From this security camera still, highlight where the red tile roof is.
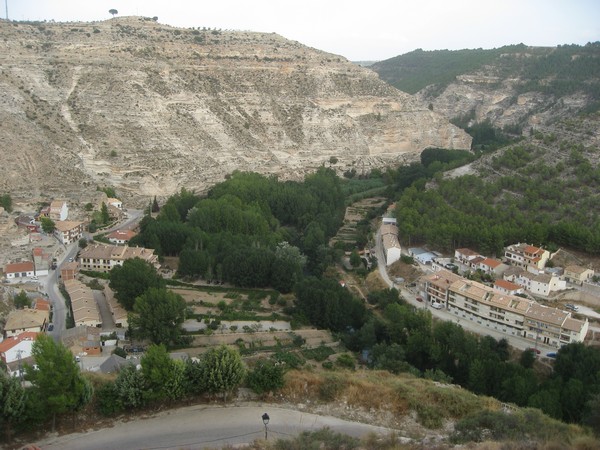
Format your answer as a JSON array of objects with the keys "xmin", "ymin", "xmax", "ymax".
[
  {"xmin": 0, "ymin": 332, "xmax": 39, "ymax": 353},
  {"xmin": 481, "ymin": 258, "xmax": 502, "ymax": 268},
  {"xmin": 4, "ymin": 261, "xmax": 35, "ymax": 273},
  {"xmin": 494, "ymin": 279, "xmax": 521, "ymax": 291}
]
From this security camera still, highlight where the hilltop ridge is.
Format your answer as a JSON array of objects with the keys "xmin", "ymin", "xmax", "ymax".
[{"xmin": 0, "ymin": 17, "xmax": 470, "ymax": 206}]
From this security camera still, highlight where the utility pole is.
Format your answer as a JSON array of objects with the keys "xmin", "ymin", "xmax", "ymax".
[{"xmin": 5, "ymin": 0, "xmax": 8, "ymax": 20}]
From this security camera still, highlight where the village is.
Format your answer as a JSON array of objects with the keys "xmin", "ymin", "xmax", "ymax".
[
  {"xmin": 379, "ymin": 208, "xmax": 599, "ymax": 352},
  {"xmin": 2, "ymin": 195, "xmax": 600, "ymax": 379},
  {"xmin": 0, "ymin": 193, "xmax": 157, "ymax": 377}
]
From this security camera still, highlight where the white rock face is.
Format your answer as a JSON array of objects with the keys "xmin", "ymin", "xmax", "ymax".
[{"xmin": 0, "ymin": 18, "xmax": 471, "ymax": 205}]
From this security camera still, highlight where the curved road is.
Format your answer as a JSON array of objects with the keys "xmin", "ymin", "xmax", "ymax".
[{"xmin": 34, "ymin": 405, "xmax": 402, "ymax": 449}]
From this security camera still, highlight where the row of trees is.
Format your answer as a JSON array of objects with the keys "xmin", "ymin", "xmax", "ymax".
[{"xmin": 1, "ymin": 336, "xmax": 278, "ymax": 440}]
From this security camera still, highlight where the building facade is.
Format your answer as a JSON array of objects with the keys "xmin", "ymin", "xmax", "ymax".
[
  {"xmin": 53, "ymin": 221, "xmax": 85, "ymax": 245},
  {"xmin": 423, "ymin": 269, "xmax": 588, "ymax": 348},
  {"xmin": 381, "ymin": 224, "xmax": 401, "ymax": 266},
  {"xmin": 78, "ymin": 243, "xmax": 160, "ymax": 273},
  {"xmin": 504, "ymin": 243, "xmax": 550, "ymax": 273}
]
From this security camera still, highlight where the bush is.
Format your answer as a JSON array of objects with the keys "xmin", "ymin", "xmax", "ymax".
[
  {"xmin": 274, "ymin": 427, "xmax": 360, "ymax": 450},
  {"xmin": 318, "ymin": 374, "xmax": 345, "ymax": 401},
  {"xmin": 301, "ymin": 345, "xmax": 335, "ymax": 362},
  {"xmin": 246, "ymin": 359, "xmax": 285, "ymax": 394},
  {"xmin": 336, "ymin": 353, "xmax": 356, "ymax": 370},
  {"xmin": 95, "ymin": 381, "xmax": 124, "ymax": 416},
  {"xmin": 273, "ymin": 351, "xmax": 304, "ymax": 369}
]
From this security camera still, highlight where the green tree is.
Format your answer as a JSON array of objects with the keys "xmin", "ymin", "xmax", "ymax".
[
  {"xmin": 271, "ymin": 242, "xmax": 306, "ymax": 293},
  {"xmin": 0, "ymin": 372, "xmax": 25, "ymax": 440},
  {"xmin": 40, "ymin": 217, "xmax": 55, "ymax": 234},
  {"xmin": 130, "ymin": 288, "xmax": 186, "ymax": 345},
  {"xmin": 246, "ymin": 359, "xmax": 285, "ymax": 395},
  {"xmin": 157, "ymin": 202, "xmax": 181, "ymax": 223},
  {"xmin": 109, "ymin": 8, "xmax": 118, "ymax": 17},
  {"xmin": 100, "ymin": 202, "xmax": 110, "ymax": 225},
  {"xmin": 78, "ymin": 238, "xmax": 88, "ymax": 249},
  {"xmin": 349, "ymin": 249, "xmax": 363, "ymax": 268},
  {"xmin": 583, "ymin": 393, "xmax": 600, "ymax": 436},
  {"xmin": 114, "ymin": 365, "xmax": 147, "ymax": 409},
  {"xmin": 99, "ymin": 186, "xmax": 117, "ymax": 198},
  {"xmin": 141, "ymin": 344, "xmax": 186, "ymax": 402},
  {"xmin": 199, "ymin": 345, "xmax": 245, "ymax": 401},
  {"xmin": 0, "ymin": 194, "xmax": 12, "ymax": 213},
  {"xmin": 25, "ymin": 335, "xmax": 93, "ymax": 431},
  {"xmin": 13, "ymin": 290, "xmax": 30, "ymax": 309},
  {"xmin": 109, "ymin": 257, "xmax": 165, "ymax": 310}
]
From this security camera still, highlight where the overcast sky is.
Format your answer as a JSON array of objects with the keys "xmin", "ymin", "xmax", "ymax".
[{"xmin": 5, "ymin": 0, "xmax": 600, "ymax": 61}]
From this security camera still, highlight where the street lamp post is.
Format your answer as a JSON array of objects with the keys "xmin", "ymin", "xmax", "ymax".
[{"xmin": 262, "ymin": 413, "xmax": 270, "ymax": 440}]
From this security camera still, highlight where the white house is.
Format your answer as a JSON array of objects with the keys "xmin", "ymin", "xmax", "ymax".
[
  {"xmin": 512, "ymin": 271, "xmax": 566, "ymax": 297},
  {"xmin": 3, "ymin": 261, "xmax": 35, "ymax": 280},
  {"xmin": 478, "ymin": 258, "xmax": 508, "ymax": 276},
  {"xmin": 454, "ymin": 248, "xmax": 481, "ymax": 265},
  {"xmin": 494, "ymin": 279, "xmax": 524, "ymax": 296},
  {"xmin": 0, "ymin": 332, "xmax": 38, "ymax": 364},
  {"xmin": 106, "ymin": 198, "xmax": 123, "ymax": 209},
  {"xmin": 107, "ymin": 229, "xmax": 137, "ymax": 245},
  {"xmin": 381, "ymin": 224, "xmax": 401, "ymax": 266},
  {"xmin": 49, "ymin": 200, "xmax": 69, "ymax": 221},
  {"xmin": 504, "ymin": 243, "xmax": 550, "ymax": 273}
]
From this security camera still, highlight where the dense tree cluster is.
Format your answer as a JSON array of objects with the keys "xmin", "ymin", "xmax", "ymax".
[
  {"xmin": 393, "ymin": 142, "xmax": 600, "ymax": 255},
  {"xmin": 132, "ymin": 168, "xmax": 345, "ymax": 289}
]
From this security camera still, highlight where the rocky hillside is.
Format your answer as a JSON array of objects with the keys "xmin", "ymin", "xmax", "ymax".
[
  {"xmin": 371, "ymin": 44, "xmax": 600, "ymax": 133},
  {"xmin": 0, "ymin": 17, "xmax": 470, "ymax": 206}
]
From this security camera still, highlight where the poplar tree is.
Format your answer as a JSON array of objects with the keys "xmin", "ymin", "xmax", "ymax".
[{"xmin": 25, "ymin": 335, "xmax": 92, "ymax": 432}]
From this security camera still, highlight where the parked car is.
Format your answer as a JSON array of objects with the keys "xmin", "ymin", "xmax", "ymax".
[
  {"xmin": 47, "ymin": 323, "xmax": 54, "ymax": 332},
  {"xmin": 565, "ymin": 303, "xmax": 579, "ymax": 312},
  {"xmin": 432, "ymin": 302, "xmax": 443, "ymax": 310},
  {"xmin": 526, "ymin": 347, "xmax": 541, "ymax": 355},
  {"xmin": 416, "ymin": 296, "xmax": 424, "ymax": 302},
  {"xmin": 546, "ymin": 352, "xmax": 558, "ymax": 359}
]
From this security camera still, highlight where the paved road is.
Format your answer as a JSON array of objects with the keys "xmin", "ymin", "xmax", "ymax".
[
  {"xmin": 34, "ymin": 405, "xmax": 402, "ymax": 449},
  {"xmin": 44, "ymin": 242, "xmax": 78, "ymax": 337}
]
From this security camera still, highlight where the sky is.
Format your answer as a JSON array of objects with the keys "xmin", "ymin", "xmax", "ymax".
[{"xmin": 5, "ymin": 0, "xmax": 600, "ymax": 61}]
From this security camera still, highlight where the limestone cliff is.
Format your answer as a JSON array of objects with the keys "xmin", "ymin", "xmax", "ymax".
[{"xmin": 0, "ymin": 17, "xmax": 470, "ymax": 205}]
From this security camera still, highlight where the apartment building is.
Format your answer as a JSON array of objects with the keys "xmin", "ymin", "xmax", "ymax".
[
  {"xmin": 78, "ymin": 243, "xmax": 160, "ymax": 273},
  {"xmin": 423, "ymin": 269, "xmax": 588, "ymax": 348},
  {"xmin": 504, "ymin": 243, "xmax": 550, "ymax": 273}
]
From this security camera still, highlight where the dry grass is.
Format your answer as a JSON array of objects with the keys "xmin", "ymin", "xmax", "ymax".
[{"xmin": 281, "ymin": 369, "xmax": 500, "ymax": 429}]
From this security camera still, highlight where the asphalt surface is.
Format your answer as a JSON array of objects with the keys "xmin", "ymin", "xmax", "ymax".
[{"xmin": 34, "ymin": 405, "xmax": 402, "ymax": 449}]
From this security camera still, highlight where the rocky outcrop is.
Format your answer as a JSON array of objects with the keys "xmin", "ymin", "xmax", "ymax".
[{"xmin": 0, "ymin": 17, "xmax": 470, "ymax": 205}]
